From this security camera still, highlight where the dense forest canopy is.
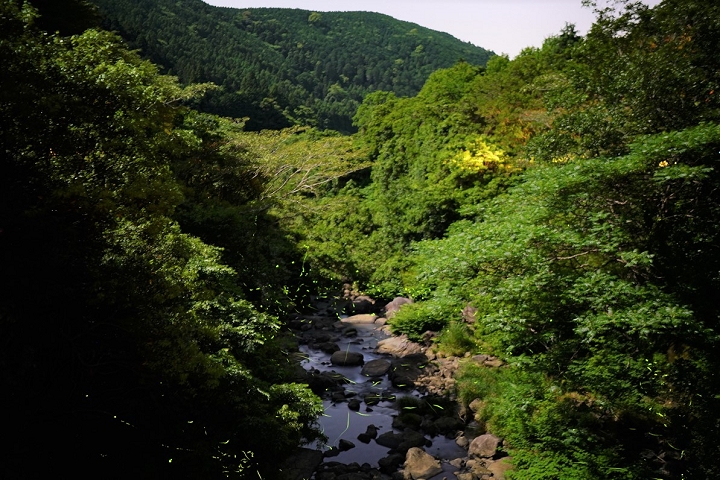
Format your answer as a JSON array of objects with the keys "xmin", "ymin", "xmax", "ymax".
[
  {"xmin": 89, "ymin": 0, "xmax": 493, "ymax": 131},
  {"xmin": 3, "ymin": 0, "xmax": 720, "ymax": 478},
  {"xmin": 288, "ymin": 1, "xmax": 720, "ymax": 477},
  {"xmin": 1, "ymin": 1, "xmax": 326, "ymax": 477}
]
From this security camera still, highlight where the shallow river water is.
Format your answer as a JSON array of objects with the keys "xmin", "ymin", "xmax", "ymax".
[{"xmin": 298, "ymin": 321, "xmax": 467, "ymax": 472}]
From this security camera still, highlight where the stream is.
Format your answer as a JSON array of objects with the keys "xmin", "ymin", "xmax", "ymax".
[{"xmin": 291, "ymin": 305, "xmax": 470, "ymax": 478}]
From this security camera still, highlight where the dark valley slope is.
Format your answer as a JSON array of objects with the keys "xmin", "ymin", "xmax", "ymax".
[{"xmin": 90, "ymin": 0, "xmax": 494, "ymax": 131}]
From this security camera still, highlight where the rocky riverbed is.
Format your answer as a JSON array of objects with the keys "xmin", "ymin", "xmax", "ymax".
[{"xmin": 280, "ymin": 294, "xmax": 513, "ymax": 480}]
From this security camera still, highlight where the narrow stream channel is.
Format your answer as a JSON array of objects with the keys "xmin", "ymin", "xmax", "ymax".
[{"xmin": 295, "ymin": 315, "xmax": 468, "ymax": 476}]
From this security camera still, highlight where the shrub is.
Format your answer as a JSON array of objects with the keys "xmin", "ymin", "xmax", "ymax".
[{"xmin": 389, "ymin": 296, "xmax": 463, "ymax": 341}]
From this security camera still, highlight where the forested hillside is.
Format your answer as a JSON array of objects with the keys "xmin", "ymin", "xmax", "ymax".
[
  {"xmin": 289, "ymin": 0, "xmax": 720, "ymax": 477},
  {"xmin": 1, "ymin": 1, "xmax": 336, "ymax": 477},
  {"xmin": 89, "ymin": 0, "xmax": 493, "ymax": 131},
  {"xmin": 4, "ymin": 0, "xmax": 720, "ymax": 478}
]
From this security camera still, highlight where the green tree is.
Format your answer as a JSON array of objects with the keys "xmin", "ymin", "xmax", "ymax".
[{"xmin": 1, "ymin": 3, "xmax": 321, "ymax": 477}]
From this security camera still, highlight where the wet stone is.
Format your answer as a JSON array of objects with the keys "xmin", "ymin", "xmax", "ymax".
[
  {"xmin": 330, "ymin": 350, "xmax": 364, "ymax": 366},
  {"xmin": 319, "ymin": 342, "xmax": 341, "ymax": 354},
  {"xmin": 338, "ymin": 439, "xmax": 356, "ymax": 452},
  {"xmin": 331, "ymin": 391, "xmax": 347, "ymax": 403},
  {"xmin": 357, "ymin": 425, "xmax": 378, "ymax": 444},
  {"xmin": 378, "ymin": 453, "xmax": 405, "ymax": 474},
  {"xmin": 361, "ymin": 359, "xmax": 392, "ymax": 377}
]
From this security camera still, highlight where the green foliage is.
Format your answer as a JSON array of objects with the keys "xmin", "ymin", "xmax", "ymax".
[
  {"xmin": 90, "ymin": 0, "xmax": 493, "ymax": 131},
  {"xmin": 529, "ymin": 0, "xmax": 720, "ymax": 161},
  {"xmin": 412, "ymin": 123, "xmax": 720, "ymax": 478},
  {"xmin": 389, "ymin": 297, "xmax": 463, "ymax": 341},
  {"xmin": 280, "ymin": 42, "xmax": 570, "ymax": 298},
  {"xmin": 277, "ymin": 3, "xmax": 720, "ymax": 475},
  {"xmin": 5, "ymin": 0, "xmax": 720, "ymax": 477},
  {"xmin": 1, "ymin": 5, "xmax": 322, "ymax": 477},
  {"xmin": 435, "ymin": 321, "xmax": 476, "ymax": 357},
  {"xmin": 458, "ymin": 365, "xmax": 644, "ymax": 479}
]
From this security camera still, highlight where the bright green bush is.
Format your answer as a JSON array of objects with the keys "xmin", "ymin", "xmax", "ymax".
[
  {"xmin": 389, "ymin": 296, "xmax": 463, "ymax": 341},
  {"xmin": 435, "ymin": 321, "xmax": 476, "ymax": 357}
]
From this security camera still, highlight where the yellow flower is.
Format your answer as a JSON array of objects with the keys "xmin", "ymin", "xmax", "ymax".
[{"xmin": 451, "ymin": 138, "xmax": 506, "ymax": 173}]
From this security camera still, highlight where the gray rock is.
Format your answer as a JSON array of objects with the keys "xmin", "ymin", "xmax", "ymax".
[
  {"xmin": 351, "ymin": 295, "xmax": 376, "ymax": 314},
  {"xmin": 483, "ymin": 356, "xmax": 504, "ymax": 368},
  {"xmin": 455, "ymin": 473, "xmax": 475, "ymax": 480},
  {"xmin": 307, "ymin": 371, "xmax": 343, "ymax": 395},
  {"xmin": 377, "ymin": 335, "xmax": 424, "ymax": 357},
  {"xmin": 397, "ymin": 429, "xmax": 429, "ymax": 453},
  {"xmin": 338, "ymin": 439, "xmax": 356, "ymax": 452},
  {"xmin": 403, "ymin": 448, "xmax": 443, "ymax": 480},
  {"xmin": 277, "ymin": 448, "xmax": 324, "ymax": 480},
  {"xmin": 361, "ymin": 359, "xmax": 392, "ymax": 377},
  {"xmin": 468, "ymin": 433, "xmax": 501, "ymax": 458},
  {"xmin": 388, "ymin": 354, "xmax": 428, "ymax": 389},
  {"xmin": 384, "ymin": 297, "xmax": 413, "ymax": 318},
  {"xmin": 471, "ymin": 354, "xmax": 489, "ymax": 364},
  {"xmin": 468, "ymin": 398, "xmax": 485, "ymax": 413},
  {"xmin": 324, "ymin": 447, "xmax": 340, "ymax": 458},
  {"xmin": 342, "ymin": 314, "xmax": 378, "ymax": 324},
  {"xmin": 433, "ymin": 416, "xmax": 464, "ymax": 435},
  {"xmin": 393, "ymin": 413, "xmax": 422, "ymax": 430},
  {"xmin": 462, "ymin": 304, "xmax": 478, "ymax": 324},
  {"xmin": 378, "ymin": 453, "xmax": 405, "ymax": 474},
  {"xmin": 455, "ymin": 434, "xmax": 469, "ymax": 448},
  {"xmin": 318, "ymin": 342, "xmax": 341, "ymax": 354},
  {"xmin": 330, "ymin": 350, "xmax": 364, "ymax": 366},
  {"xmin": 336, "ymin": 474, "xmax": 367, "ymax": 480},
  {"xmin": 486, "ymin": 457, "xmax": 513, "ymax": 480},
  {"xmin": 376, "ymin": 431, "xmax": 404, "ymax": 449},
  {"xmin": 466, "ymin": 459, "xmax": 492, "ymax": 476},
  {"xmin": 343, "ymin": 327, "xmax": 358, "ymax": 338},
  {"xmin": 390, "ymin": 373, "xmax": 415, "ymax": 389},
  {"xmin": 357, "ymin": 425, "xmax": 378, "ymax": 443}
]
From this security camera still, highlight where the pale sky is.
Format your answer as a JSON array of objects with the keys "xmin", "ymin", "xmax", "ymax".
[{"xmin": 202, "ymin": 0, "xmax": 662, "ymax": 59}]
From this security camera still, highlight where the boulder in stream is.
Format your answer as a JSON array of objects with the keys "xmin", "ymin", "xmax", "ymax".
[
  {"xmin": 383, "ymin": 297, "xmax": 413, "ymax": 318},
  {"xmin": 469, "ymin": 433, "xmax": 502, "ymax": 459},
  {"xmin": 357, "ymin": 425, "xmax": 378, "ymax": 443},
  {"xmin": 388, "ymin": 354, "xmax": 428, "ymax": 389},
  {"xmin": 403, "ymin": 448, "xmax": 443, "ymax": 480},
  {"xmin": 342, "ymin": 314, "xmax": 378, "ymax": 324},
  {"xmin": 350, "ymin": 295, "xmax": 377, "ymax": 314},
  {"xmin": 278, "ymin": 448, "xmax": 324, "ymax": 480},
  {"xmin": 338, "ymin": 439, "xmax": 356, "ymax": 452},
  {"xmin": 361, "ymin": 359, "xmax": 391, "ymax": 377},
  {"xmin": 378, "ymin": 453, "xmax": 405, "ymax": 474},
  {"xmin": 330, "ymin": 350, "xmax": 364, "ymax": 366},
  {"xmin": 376, "ymin": 429, "xmax": 427, "ymax": 453},
  {"xmin": 318, "ymin": 342, "xmax": 341, "ymax": 354},
  {"xmin": 376, "ymin": 335, "xmax": 424, "ymax": 357}
]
